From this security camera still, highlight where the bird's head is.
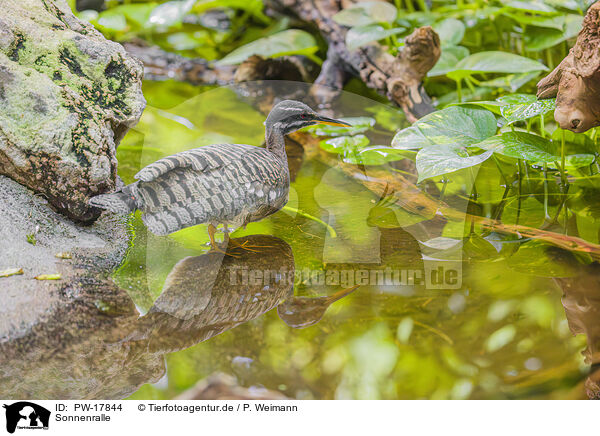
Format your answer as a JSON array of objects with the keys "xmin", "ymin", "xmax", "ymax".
[{"xmin": 265, "ymin": 100, "xmax": 351, "ymax": 135}]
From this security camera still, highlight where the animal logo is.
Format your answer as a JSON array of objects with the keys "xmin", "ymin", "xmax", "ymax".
[{"xmin": 2, "ymin": 402, "xmax": 50, "ymax": 434}]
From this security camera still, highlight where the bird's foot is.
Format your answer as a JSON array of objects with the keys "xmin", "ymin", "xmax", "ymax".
[
  {"xmin": 227, "ymin": 239, "xmax": 273, "ymax": 253},
  {"xmin": 208, "ymin": 242, "xmax": 240, "ymax": 258}
]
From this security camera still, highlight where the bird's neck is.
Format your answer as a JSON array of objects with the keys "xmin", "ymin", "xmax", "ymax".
[{"xmin": 265, "ymin": 126, "xmax": 288, "ymax": 161}]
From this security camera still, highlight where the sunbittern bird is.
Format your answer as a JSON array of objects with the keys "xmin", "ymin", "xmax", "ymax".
[{"xmin": 89, "ymin": 100, "xmax": 349, "ymax": 247}]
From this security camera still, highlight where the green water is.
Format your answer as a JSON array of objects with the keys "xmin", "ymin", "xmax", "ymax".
[{"xmin": 112, "ymin": 81, "xmax": 597, "ymax": 400}]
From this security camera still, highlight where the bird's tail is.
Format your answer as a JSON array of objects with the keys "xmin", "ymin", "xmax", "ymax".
[{"xmin": 89, "ymin": 184, "xmax": 139, "ymax": 214}]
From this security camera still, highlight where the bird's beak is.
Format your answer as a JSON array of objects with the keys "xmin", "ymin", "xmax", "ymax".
[{"xmin": 313, "ymin": 115, "xmax": 352, "ymax": 127}]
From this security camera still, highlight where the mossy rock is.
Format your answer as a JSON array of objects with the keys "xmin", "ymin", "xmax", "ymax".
[{"xmin": 0, "ymin": 0, "xmax": 145, "ymax": 222}]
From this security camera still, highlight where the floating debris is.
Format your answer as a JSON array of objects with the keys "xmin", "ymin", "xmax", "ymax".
[
  {"xmin": 34, "ymin": 274, "xmax": 61, "ymax": 281},
  {"xmin": 26, "ymin": 233, "xmax": 36, "ymax": 245},
  {"xmin": 0, "ymin": 268, "xmax": 24, "ymax": 278},
  {"xmin": 54, "ymin": 252, "xmax": 72, "ymax": 259}
]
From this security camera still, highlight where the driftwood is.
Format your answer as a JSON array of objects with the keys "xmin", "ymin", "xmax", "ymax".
[
  {"xmin": 123, "ymin": 42, "xmax": 318, "ymax": 86},
  {"xmin": 537, "ymin": 1, "xmax": 600, "ymax": 132},
  {"xmin": 125, "ymin": 0, "xmax": 440, "ymax": 122},
  {"xmin": 266, "ymin": 0, "xmax": 440, "ymax": 121}
]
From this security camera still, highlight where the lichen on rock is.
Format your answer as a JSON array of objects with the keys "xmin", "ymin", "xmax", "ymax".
[{"xmin": 0, "ymin": 0, "xmax": 145, "ymax": 222}]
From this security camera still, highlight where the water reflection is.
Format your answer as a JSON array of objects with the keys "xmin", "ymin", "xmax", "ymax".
[
  {"xmin": 0, "ymin": 235, "xmax": 355, "ymax": 399},
  {"xmin": 555, "ymin": 262, "xmax": 600, "ymax": 399}
]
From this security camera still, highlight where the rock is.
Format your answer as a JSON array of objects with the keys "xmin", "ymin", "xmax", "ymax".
[
  {"xmin": 0, "ymin": 175, "xmax": 130, "ymax": 341},
  {"xmin": 0, "ymin": 226, "xmax": 294, "ymax": 399},
  {"xmin": 0, "ymin": 175, "xmax": 145, "ymax": 399},
  {"xmin": 0, "ymin": 0, "xmax": 145, "ymax": 222},
  {"xmin": 537, "ymin": 2, "xmax": 600, "ymax": 133}
]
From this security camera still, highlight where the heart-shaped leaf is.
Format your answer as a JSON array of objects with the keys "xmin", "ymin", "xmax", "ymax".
[
  {"xmin": 392, "ymin": 106, "xmax": 497, "ymax": 150},
  {"xmin": 416, "ymin": 146, "xmax": 493, "ymax": 182},
  {"xmin": 475, "ymin": 131, "xmax": 559, "ymax": 162},
  {"xmin": 346, "ymin": 24, "xmax": 404, "ymax": 50},
  {"xmin": 446, "ymin": 51, "xmax": 548, "ymax": 80},
  {"xmin": 217, "ymin": 29, "xmax": 318, "ymax": 65},
  {"xmin": 332, "ymin": 1, "xmax": 398, "ymax": 26}
]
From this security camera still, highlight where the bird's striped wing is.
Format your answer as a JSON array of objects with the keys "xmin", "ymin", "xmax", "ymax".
[
  {"xmin": 134, "ymin": 143, "xmax": 259, "ymax": 183},
  {"xmin": 135, "ymin": 144, "xmax": 289, "ymax": 235}
]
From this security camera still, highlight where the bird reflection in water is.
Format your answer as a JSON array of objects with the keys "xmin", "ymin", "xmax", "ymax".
[{"xmin": 126, "ymin": 234, "xmax": 357, "ymax": 354}]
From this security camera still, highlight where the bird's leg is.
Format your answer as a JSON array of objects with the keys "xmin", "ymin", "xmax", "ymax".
[{"xmin": 207, "ymin": 224, "xmax": 237, "ymax": 257}]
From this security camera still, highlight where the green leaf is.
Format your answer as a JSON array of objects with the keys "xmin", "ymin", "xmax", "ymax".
[
  {"xmin": 499, "ymin": 96, "xmax": 556, "ymax": 124},
  {"xmin": 475, "ymin": 131, "xmax": 559, "ymax": 162},
  {"xmin": 320, "ymin": 134, "xmax": 370, "ymax": 153},
  {"xmin": 428, "ymin": 45, "xmax": 470, "ymax": 77},
  {"xmin": 365, "ymin": 106, "xmax": 406, "ymax": 131},
  {"xmin": 98, "ymin": 3, "xmax": 157, "ymax": 30},
  {"xmin": 147, "ymin": 0, "xmax": 196, "ymax": 29},
  {"xmin": 346, "ymin": 25, "xmax": 404, "ymax": 50},
  {"xmin": 551, "ymin": 129, "xmax": 597, "ymax": 154},
  {"xmin": 446, "ymin": 51, "xmax": 548, "ymax": 80},
  {"xmin": 540, "ymin": 154, "xmax": 595, "ymax": 169},
  {"xmin": 217, "ymin": 29, "xmax": 318, "ymax": 65},
  {"xmin": 479, "ymin": 72, "xmax": 540, "ymax": 92},
  {"xmin": 433, "ymin": 18, "xmax": 466, "ymax": 46},
  {"xmin": 392, "ymin": 106, "xmax": 497, "ymax": 150},
  {"xmin": 502, "ymin": 12, "xmax": 565, "ymax": 29},
  {"xmin": 192, "ymin": 0, "xmax": 268, "ymax": 22},
  {"xmin": 416, "ymin": 146, "xmax": 493, "ymax": 182},
  {"xmin": 496, "ymin": 94, "xmax": 537, "ymax": 105},
  {"xmin": 332, "ymin": 1, "xmax": 398, "ymax": 26},
  {"xmin": 302, "ymin": 116, "xmax": 375, "ymax": 136},
  {"xmin": 320, "ymin": 135, "xmax": 398, "ymax": 165},
  {"xmin": 449, "ymin": 101, "xmax": 504, "ymax": 115},
  {"xmin": 343, "ymin": 147, "xmax": 404, "ymax": 165},
  {"xmin": 524, "ymin": 14, "xmax": 584, "ymax": 51},
  {"xmin": 505, "ymin": 1, "xmax": 557, "ymax": 14}
]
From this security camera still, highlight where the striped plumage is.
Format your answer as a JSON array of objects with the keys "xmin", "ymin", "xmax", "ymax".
[
  {"xmin": 89, "ymin": 100, "xmax": 349, "ymax": 238},
  {"xmin": 122, "ymin": 144, "xmax": 288, "ymax": 235}
]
